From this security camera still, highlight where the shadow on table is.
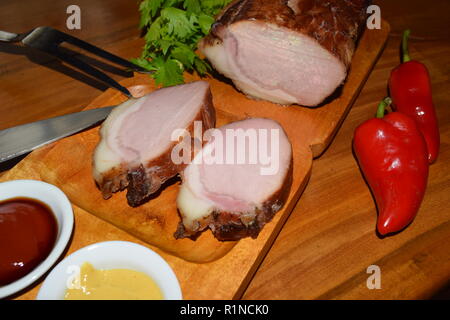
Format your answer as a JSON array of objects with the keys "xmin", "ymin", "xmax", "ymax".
[
  {"xmin": 0, "ymin": 153, "xmax": 29, "ymax": 174},
  {"xmin": 0, "ymin": 42, "xmax": 134, "ymax": 92},
  {"xmin": 431, "ymin": 282, "xmax": 450, "ymax": 300}
]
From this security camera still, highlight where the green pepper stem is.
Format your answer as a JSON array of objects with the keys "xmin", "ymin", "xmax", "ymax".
[
  {"xmin": 376, "ymin": 97, "xmax": 392, "ymax": 119},
  {"xmin": 402, "ymin": 29, "xmax": 411, "ymax": 63}
]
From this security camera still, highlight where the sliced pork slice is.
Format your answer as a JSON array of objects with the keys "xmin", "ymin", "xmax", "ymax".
[
  {"xmin": 200, "ymin": 0, "xmax": 368, "ymax": 106},
  {"xmin": 175, "ymin": 118, "xmax": 293, "ymax": 241},
  {"xmin": 93, "ymin": 81, "xmax": 215, "ymax": 207}
]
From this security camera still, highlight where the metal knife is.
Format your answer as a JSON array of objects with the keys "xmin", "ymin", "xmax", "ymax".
[{"xmin": 0, "ymin": 106, "xmax": 115, "ymax": 163}]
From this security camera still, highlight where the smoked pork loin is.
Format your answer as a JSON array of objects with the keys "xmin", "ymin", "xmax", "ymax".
[
  {"xmin": 200, "ymin": 0, "xmax": 369, "ymax": 106},
  {"xmin": 93, "ymin": 81, "xmax": 215, "ymax": 207},
  {"xmin": 175, "ymin": 118, "xmax": 293, "ymax": 241}
]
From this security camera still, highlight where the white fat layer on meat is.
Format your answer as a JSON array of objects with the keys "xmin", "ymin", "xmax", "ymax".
[
  {"xmin": 177, "ymin": 184, "xmax": 214, "ymax": 230},
  {"xmin": 93, "ymin": 98, "xmax": 141, "ymax": 180},
  {"xmin": 176, "ymin": 118, "xmax": 292, "ymax": 233},
  {"xmin": 93, "ymin": 81, "xmax": 211, "ymax": 184},
  {"xmin": 177, "ymin": 150, "xmax": 215, "ymax": 229},
  {"xmin": 233, "ymin": 80, "xmax": 296, "ymax": 105}
]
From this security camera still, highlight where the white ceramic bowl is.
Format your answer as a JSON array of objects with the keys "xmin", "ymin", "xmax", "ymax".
[
  {"xmin": 36, "ymin": 241, "xmax": 182, "ymax": 300},
  {"xmin": 0, "ymin": 179, "xmax": 74, "ymax": 299}
]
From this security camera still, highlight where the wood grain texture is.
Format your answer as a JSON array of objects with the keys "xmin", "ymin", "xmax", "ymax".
[
  {"xmin": 0, "ymin": 0, "xmax": 448, "ymax": 300},
  {"xmin": 36, "ymin": 82, "xmax": 237, "ymax": 263},
  {"xmin": 1, "ymin": 21, "xmax": 388, "ymax": 298},
  {"xmin": 242, "ymin": 0, "xmax": 450, "ymax": 300}
]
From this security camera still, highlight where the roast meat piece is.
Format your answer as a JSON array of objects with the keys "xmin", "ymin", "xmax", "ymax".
[
  {"xmin": 200, "ymin": 0, "xmax": 369, "ymax": 106},
  {"xmin": 93, "ymin": 81, "xmax": 215, "ymax": 207},
  {"xmin": 175, "ymin": 118, "xmax": 293, "ymax": 241}
]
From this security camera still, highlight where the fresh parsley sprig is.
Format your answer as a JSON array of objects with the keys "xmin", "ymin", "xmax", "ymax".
[{"xmin": 132, "ymin": 0, "xmax": 232, "ymax": 87}]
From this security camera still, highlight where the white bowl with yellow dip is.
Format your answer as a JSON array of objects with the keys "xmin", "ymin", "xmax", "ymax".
[{"xmin": 36, "ymin": 241, "xmax": 182, "ymax": 300}]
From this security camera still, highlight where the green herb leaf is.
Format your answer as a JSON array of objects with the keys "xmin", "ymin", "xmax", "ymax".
[
  {"xmin": 145, "ymin": 16, "xmax": 162, "ymax": 41},
  {"xmin": 134, "ymin": 0, "xmax": 232, "ymax": 87},
  {"xmin": 161, "ymin": 7, "xmax": 195, "ymax": 39},
  {"xmin": 171, "ymin": 43, "xmax": 197, "ymax": 69},
  {"xmin": 152, "ymin": 57, "xmax": 185, "ymax": 86},
  {"xmin": 184, "ymin": 0, "xmax": 202, "ymax": 14},
  {"xmin": 198, "ymin": 13, "xmax": 215, "ymax": 34},
  {"xmin": 130, "ymin": 57, "xmax": 155, "ymax": 71}
]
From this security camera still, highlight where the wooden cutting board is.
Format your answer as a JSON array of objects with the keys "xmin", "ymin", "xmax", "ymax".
[{"xmin": 5, "ymin": 21, "xmax": 390, "ymax": 300}]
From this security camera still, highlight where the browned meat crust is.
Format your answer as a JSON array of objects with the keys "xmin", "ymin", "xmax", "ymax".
[
  {"xmin": 174, "ymin": 158, "xmax": 293, "ymax": 241},
  {"xmin": 96, "ymin": 88, "xmax": 216, "ymax": 207},
  {"xmin": 204, "ymin": 0, "xmax": 370, "ymax": 67}
]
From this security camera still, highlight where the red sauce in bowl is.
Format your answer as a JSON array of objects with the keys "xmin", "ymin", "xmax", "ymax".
[{"xmin": 0, "ymin": 198, "xmax": 57, "ymax": 286}]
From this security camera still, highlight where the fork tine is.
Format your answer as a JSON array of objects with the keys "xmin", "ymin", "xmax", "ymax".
[
  {"xmin": 54, "ymin": 50, "xmax": 133, "ymax": 98},
  {"xmin": 19, "ymin": 27, "xmax": 148, "ymax": 96},
  {"xmin": 59, "ymin": 31, "xmax": 150, "ymax": 73}
]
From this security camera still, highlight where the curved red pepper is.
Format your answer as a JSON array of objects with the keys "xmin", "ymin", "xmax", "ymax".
[
  {"xmin": 353, "ymin": 98, "xmax": 429, "ymax": 235},
  {"xmin": 389, "ymin": 30, "xmax": 440, "ymax": 163}
]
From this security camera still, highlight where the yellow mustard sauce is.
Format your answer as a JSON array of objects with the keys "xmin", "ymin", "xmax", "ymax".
[{"xmin": 64, "ymin": 262, "xmax": 164, "ymax": 300}]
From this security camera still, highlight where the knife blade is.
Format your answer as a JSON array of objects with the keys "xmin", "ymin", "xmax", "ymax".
[{"xmin": 0, "ymin": 106, "xmax": 115, "ymax": 163}]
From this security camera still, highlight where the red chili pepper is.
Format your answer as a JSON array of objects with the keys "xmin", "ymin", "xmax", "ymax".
[
  {"xmin": 353, "ymin": 98, "xmax": 429, "ymax": 235},
  {"xmin": 389, "ymin": 30, "xmax": 440, "ymax": 163}
]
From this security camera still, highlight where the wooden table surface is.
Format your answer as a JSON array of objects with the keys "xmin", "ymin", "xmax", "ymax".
[{"xmin": 1, "ymin": 0, "xmax": 449, "ymax": 299}]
